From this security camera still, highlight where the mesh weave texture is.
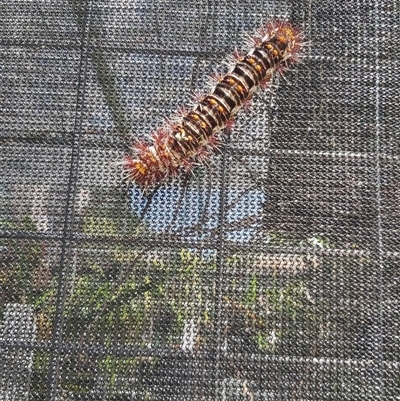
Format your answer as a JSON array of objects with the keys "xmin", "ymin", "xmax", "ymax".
[{"xmin": 1, "ymin": 0, "xmax": 399, "ymax": 400}]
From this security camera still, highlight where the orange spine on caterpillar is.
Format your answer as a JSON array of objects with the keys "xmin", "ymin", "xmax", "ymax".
[{"xmin": 122, "ymin": 20, "xmax": 305, "ymax": 189}]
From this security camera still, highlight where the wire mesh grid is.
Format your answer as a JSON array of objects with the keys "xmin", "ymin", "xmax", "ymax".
[{"xmin": 1, "ymin": 0, "xmax": 399, "ymax": 400}]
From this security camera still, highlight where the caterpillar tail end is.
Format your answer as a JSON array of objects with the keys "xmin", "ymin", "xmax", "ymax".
[{"xmin": 122, "ymin": 156, "xmax": 154, "ymax": 190}]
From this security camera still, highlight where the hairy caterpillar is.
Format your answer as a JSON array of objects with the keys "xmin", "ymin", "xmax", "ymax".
[{"xmin": 122, "ymin": 20, "xmax": 304, "ymax": 189}]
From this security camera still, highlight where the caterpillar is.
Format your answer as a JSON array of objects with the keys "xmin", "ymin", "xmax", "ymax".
[{"xmin": 122, "ymin": 20, "xmax": 304, "ymax": 189}]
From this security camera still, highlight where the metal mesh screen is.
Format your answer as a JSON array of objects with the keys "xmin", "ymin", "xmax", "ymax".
[{"xmin": 1, "ymin": 0, "xmax": 399, "ymax": 399}]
